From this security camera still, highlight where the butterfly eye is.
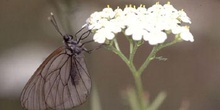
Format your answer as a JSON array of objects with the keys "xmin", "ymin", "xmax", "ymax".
[
  {"xmin": 63, "ymin": 35, "xmax": 69, "ymax": 41},
  {"xmin": 63, "ymin": 35, "xmax": 73, "ymax": 42},
  {"xmin": 69, "ymin": 35, "xmax": 73, "ymax": 39}
]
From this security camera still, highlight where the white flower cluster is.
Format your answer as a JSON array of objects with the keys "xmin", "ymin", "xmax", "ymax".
[{"xmin": 86, "ymin": 2, "xmax": 194, "ymax": 45}]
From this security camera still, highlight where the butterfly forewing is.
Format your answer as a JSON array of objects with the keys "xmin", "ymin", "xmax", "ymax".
[{"xmin": 20, "ymin": 46, "xmax": 91, "ymax": 110}]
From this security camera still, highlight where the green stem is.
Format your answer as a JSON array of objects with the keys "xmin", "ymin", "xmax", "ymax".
[
  {"xmin": 162, "ymin": 37, "xmax": 182, "ymax": 48},
  {"xmin": 108, "ymin": 45, "xmax": 137, "ymax": 74},
  {"xmin": 114, "ymin": 38, "xmax": 121, "ymax": 51},
  {"xmin": 133, "ymin": 73, "xmax": 145, "ymax": 110},
  {"xmin": 138, "ymin": 46, "xmax": 159, "ymax": 76},
  {"xmin": 138, "ymin": 37, "xmax": 182, "ymax": 76},
  {"xmin": 128, "ymin": 37, "xmax": 134, "ymax": 61},
  {"xmin": 129, "ymin": 41, "xmax": 141, "ymax": 62},
  {"xmin": 107, "ymin": 36, "xmax": 181, "ymax": 110}
]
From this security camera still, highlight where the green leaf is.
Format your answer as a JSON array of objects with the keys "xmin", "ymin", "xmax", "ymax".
[
  {"xmin": 147, "ymin": 92, "xmax": 166, "ymax": 110},
  {"xmin": 125, "ymin": 87, "xmax": 140, "ymax": 110}
]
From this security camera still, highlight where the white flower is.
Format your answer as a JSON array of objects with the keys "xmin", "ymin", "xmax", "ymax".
[
  {"xmin": 171, "ymin": 25, "xmax": 181, "ymax": 34},
  {"xmin": 136, "ymin": 5, "xmax": 147, "ymax": 15},
  {"xmin": 93, "ymin": 28, "xmax": 115, "ymax": 43},
  {"xmin": 86, "ymin": 12, "xmax": 102, "ymax": 29},
  {"xmin": 143, "ymin": 30, "xmax": 167, "ymax": 45},
  {"xmin": 114, "ymin": 7, "xmax": 124, "ymax": 17},
  {"xmin": 125, "ymin": 24, "xmax": 146, "ymax": 41},
  {"xmin": 147, "ymin": 2, "xmax": 163, "ymax": 14},
  {"xmin": 178, "ymin": 10, "xmax": 191, "ymax": 23},
  {"xmin": 93, "ymin": 32, "xmax": 106, "ymax": 43},
  {"xmin": 108, "ymin": 19, "xmax": 122, "ymax": 33},
  {"xmin": 124, "ymin": 5, "xmax": 137, "ymax": 15},
  {"xmin": 101, "ymin": 6, "xmax": 115, "ymax": 18},
  {"xmin": 179, "ymin": 26, "xmax": 194, "ymax": 42},
  {"xmin": 86, "ymin": 3, "xmax": 193, "ymax": 44},
  {"xmin": 163, "ymin": 2, "xmax": 178, "ymax": 17}
]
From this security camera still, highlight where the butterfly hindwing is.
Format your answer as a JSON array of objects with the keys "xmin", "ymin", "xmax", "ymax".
[{"xmin": 20, "ymin": 46, "xmax": 91, "ymax": 110}]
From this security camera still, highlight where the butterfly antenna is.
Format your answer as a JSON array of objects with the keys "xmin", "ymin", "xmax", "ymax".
[
  {"xmin": 75, "ymin": 26, "xmax": 87, "ymax": 40},
  {"xmin": 48, "ymin": 12, "xmax": 63, "ymax": 36}
]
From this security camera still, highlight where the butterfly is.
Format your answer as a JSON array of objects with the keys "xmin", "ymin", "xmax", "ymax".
[{"xmin": 20, "ymin": 13, "xmax": 92, "ymax": 110}]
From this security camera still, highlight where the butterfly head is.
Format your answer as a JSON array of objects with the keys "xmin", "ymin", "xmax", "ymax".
[{"xmin": 63, "ymin": 34, "xmax": 73, "ymax": 43}]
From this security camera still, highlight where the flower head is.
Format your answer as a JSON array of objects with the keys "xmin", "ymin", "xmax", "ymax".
[{"xmin": 86, "ymin": 2, "xmax": 193, "ymax": 45}]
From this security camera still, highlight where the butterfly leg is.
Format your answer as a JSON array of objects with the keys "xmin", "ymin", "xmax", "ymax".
[{"xmin": 83, "ymin": 44, "xmax": 105, "ymax": 54}]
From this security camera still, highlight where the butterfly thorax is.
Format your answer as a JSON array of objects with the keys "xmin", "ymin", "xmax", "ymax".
[{"xmin": 63, "ymin": 34, "xmax": 83, "ymax": 55}]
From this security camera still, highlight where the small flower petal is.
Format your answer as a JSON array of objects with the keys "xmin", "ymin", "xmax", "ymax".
[
  {"xmin": 144, "ymin": 31, "xmax": 167, "ymax": 45},
  {"xmin": 102, "ymin": 6, "xmax": 115, "ymax": 18},
  {"xmin": 105, "ymin": 31, "xmax": 115, "ymax": 40},
  {"xmin": 132, "ymin": 31, "xmax": 142, "ymax": 40},
  {"xmin": 178, "ymin": 10, "xmax": 191, "ymax": 23},
  {"xmin": 179, "ymin": 27, "xmax": 194, "ymax": 42},
  {"xmin": 93, "ymin": 32, "xmax": 106, "ymax": 43}
]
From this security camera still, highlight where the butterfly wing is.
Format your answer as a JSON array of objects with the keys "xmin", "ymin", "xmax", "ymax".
[{"xmin": 20, "ymin": 46, "xmax": 91, "ymax": 110}]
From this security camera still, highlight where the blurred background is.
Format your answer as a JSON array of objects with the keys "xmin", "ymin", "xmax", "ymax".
[{"xmin": 0, "ymin": 0, "xmax": 220, "ymax": 110}]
